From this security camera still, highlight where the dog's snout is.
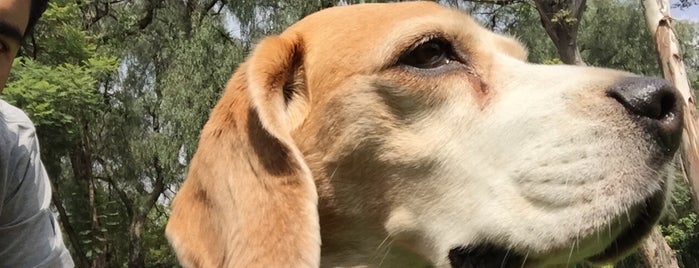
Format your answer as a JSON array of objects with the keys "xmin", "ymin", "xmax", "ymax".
[
  {"xmin": 607, "ymin": 78, "xmax": 680, "ymax": 120},
  {"xmin": 607, "ymin": 77, "xmax": 683, "ymax": 152}
]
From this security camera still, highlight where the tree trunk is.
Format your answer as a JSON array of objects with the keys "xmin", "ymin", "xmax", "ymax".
[
  {"xmin": 70, "ymin": 122, "xmax": 109, "ymax": 268},
  {"xmin": 638, "ymin": 227, "xmax": 680, "ymax": 268},
  {"xmin": 532, "ymin": 0, "xmax": 587, "ymax": 65},
  {"xmin": 41, "ymin": 147, "xmax": 91, "ymax": 268},
  {"xmin": 643, "ymin": 0, "xmax": 699, "ymax": 213},
  {"xmin": 128, "ymin": 214, "xmax": 147, "ymax": 268},
  {"xmin": 50, "ymin": 180, "xmax": 91, "ymax": 268},
  {"xmin": 639, "ymin": 0, "xmax": 699, "ymax": 266},
  {"xmin": 127, "ymin": 157, "xmax": 167, "ymax": 268}
]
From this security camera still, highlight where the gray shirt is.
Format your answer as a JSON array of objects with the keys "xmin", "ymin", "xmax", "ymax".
[{"xmin": 0, "ymin": 100, "xmax": 74, "ymax": 267}]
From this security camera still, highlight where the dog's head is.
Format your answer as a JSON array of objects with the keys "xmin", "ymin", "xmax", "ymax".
[{"xmin": 166, "ymin": 2, "xmax": 683, "ymax": 267}]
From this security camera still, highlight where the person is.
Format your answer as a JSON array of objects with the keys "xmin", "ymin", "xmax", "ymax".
[{"xmin": 0, "ymin": 0, "xmax": 75, "ymax": 267}]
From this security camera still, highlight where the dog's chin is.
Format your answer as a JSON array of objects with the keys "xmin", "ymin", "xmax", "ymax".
[
  {"xmin": 448, "ymin": 190, "xmax": 666, "ymax": 268},
  {"xmin": 585, "ymin": 189, "xmax": 666, "ymax": 265}
]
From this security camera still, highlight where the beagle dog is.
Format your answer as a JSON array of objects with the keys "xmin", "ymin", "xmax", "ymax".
[{"xmin": 165, "ymin": 2, "xmax": 683, "ymax": 267}]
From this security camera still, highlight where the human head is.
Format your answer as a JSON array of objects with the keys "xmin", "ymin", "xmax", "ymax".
[{"xmin": 0, "ymin": 0, "xmax": 48, "ymax": 94}]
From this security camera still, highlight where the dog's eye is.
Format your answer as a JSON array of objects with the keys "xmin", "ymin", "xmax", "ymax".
[{"xmin": 399, "ymin": 39, "xmax": 453, "ymax": 69}]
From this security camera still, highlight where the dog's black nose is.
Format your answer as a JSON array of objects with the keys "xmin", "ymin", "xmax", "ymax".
[{"xmin": 607, "ymin": 77, "xmax": 683, "ymax": 152}]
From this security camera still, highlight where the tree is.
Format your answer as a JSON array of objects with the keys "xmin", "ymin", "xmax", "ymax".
[
  {"xmin": 641, "ymin": 0, "xmax": 699, "ymax": 267},
  {"xmin": 643, "ymin": 0, "xmax": 699, "ymax": 213},
  {"xmin": 672, "ymin": 0, "xmax": 699, "ymax": 8},
  {"xmin": 84, "ymin": 1, "xmax": 243, "ymax": 266},
  {"xmin": 8, "ymin": 0, "xmax": 247, "ymax": 266},
  {"xmin": 532, "ymin": 0, "xmax": 588, "ymax": 65}
]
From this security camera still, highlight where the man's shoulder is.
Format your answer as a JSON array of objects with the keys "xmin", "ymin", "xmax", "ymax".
[
  {"xmin": 0, "ymin": 99, "xmax": 38, "ymax": 157},
  {"xmin": 0, "ymin": 99, "xmax": 35, "ymax": 128}
]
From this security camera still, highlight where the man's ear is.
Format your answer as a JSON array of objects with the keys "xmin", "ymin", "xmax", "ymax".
[{"xmin": 165, "ymin": 33, "xmax": 320, "ymax": 268}]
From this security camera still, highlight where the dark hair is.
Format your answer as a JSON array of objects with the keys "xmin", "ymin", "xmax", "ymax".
[{"xmin": 26, "ymin": 0, "xmax": 49, "ymax": 35}]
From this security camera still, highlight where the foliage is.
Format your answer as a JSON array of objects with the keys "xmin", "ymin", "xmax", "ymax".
[
  {"xmin": 143, "ymin": 205, "xmax": 177, "ymax": 266},
  {"xmin": 159, "ymin": 14, "xmax": 243, "ymax": 161},
  {"xmin": 4, "ymin": 57, "xmax": 114, "ymax": 148},
  {"xmin": 551, "ymin": 8, "xmax": 577, "ymax": 24},
  {"xmin": 542, "ymin": 58, "xmax": 564, "ymax": 64},
  {"xmin": 579, "ymin": 0, "xmax": 660, "ymax": 75},
  {"xmin": 5, "ymin": 0, "xmax": 118, "ymax": 156},
  {"xmin": 673, "ymin": 0, "xmax": 699, "ymax": 9},
  {"xmin": 660, "ymin": 176, "xmax": 699, "ymax": 267}
]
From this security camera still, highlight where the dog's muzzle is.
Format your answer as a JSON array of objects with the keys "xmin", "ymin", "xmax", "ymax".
[
  {"xmin": 448, "ymin": 188, "xmax": 666, "ymax": 267},
  {"xmin": 449, "ymin": 77, "xmax": 682, "ymax": 268}
]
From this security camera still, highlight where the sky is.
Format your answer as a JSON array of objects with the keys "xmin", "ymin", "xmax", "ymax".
[{"xmin": 672, "ymin": 1, "xmax": 699, "ymax": 21}]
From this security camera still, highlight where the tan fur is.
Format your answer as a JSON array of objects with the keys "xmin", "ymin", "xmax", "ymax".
[
  {"xmin": 166, "ymin": 36, "xmax": 319, "ymax": 267},
  {"xmin": 166, "ymin": 2, "xmax": 677, "ymax": 267}
]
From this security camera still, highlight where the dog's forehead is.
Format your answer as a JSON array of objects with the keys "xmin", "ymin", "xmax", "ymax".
[
  {"xmin": 288, "ymin": 2, "xmax": 474, "ymax": 54},
  {"xmin": 280, "ymin": 2, "xmax": 490, "ymax": 83},
  {"xmin": 291, "ymin": 2, "xmax": 450, "ymax": 30}
]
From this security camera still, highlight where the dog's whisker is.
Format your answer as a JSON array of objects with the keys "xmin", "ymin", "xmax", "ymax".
[
  {"xmin": 377, "ymin": 238, "xmax": 394, "ymax": 268},
  {"xmin": 520, "ymin": 250, "xmax": 530, "ymax": 268},
  {"xmin": 376, "ymin": 233, "xmax": 392, "ymax": 252},
  {"xmin": 500, "ymin": 248, "xmax": 512, "ymax": 268},
  {"xmin": 370, "ymin": 233, "xmax": 394, "ymax": 266},
  {"xmin": 329, "ymin": 165, "xmax": 340, "ymax": 181},
  {"xmin": 608, "ymin": 216, "xmax": 613, "ymax": 241},
  {"xmin": 625, "ymin": 207, "xmax": 632, "ymax": 225},
  {"xmin": 566, "ymin": 237, "xmax": 576, "ymax": 267}
]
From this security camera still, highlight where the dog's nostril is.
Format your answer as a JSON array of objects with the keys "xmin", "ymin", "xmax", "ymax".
[
  {"xmin": 658, "ymin": 92, "xmax": 678, "ymax": 120},
  {"xmin": 607, "ymin": 78, "xmax": 678, "ymax": 120},
  {"xmin": 607, "ymin": 77, "xmax": 684, "ymax": 151}
]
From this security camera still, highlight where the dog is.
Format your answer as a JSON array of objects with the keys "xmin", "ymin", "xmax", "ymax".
[{"xmin": 165, "ymin": 2, "xmax": 683, "ymax": 267}]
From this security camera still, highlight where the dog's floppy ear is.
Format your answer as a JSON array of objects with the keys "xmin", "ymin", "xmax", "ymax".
[{"xmin": 166, "ymin": 33, "xmax": 319, "ymax": 268}]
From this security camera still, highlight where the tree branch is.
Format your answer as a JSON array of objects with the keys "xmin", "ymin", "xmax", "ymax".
[
  {"xmin": 141, "ymin": 156, "xmax": 166, "ymax": 216},
  {"xmin": 95, "ymin": 156, "xmax": 135, "ymax": 219}
]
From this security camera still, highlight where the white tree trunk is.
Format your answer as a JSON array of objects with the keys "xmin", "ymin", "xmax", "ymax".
[{"xmin": 639, "ymin": 0, "xmax": 699, "ymax": 267}]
